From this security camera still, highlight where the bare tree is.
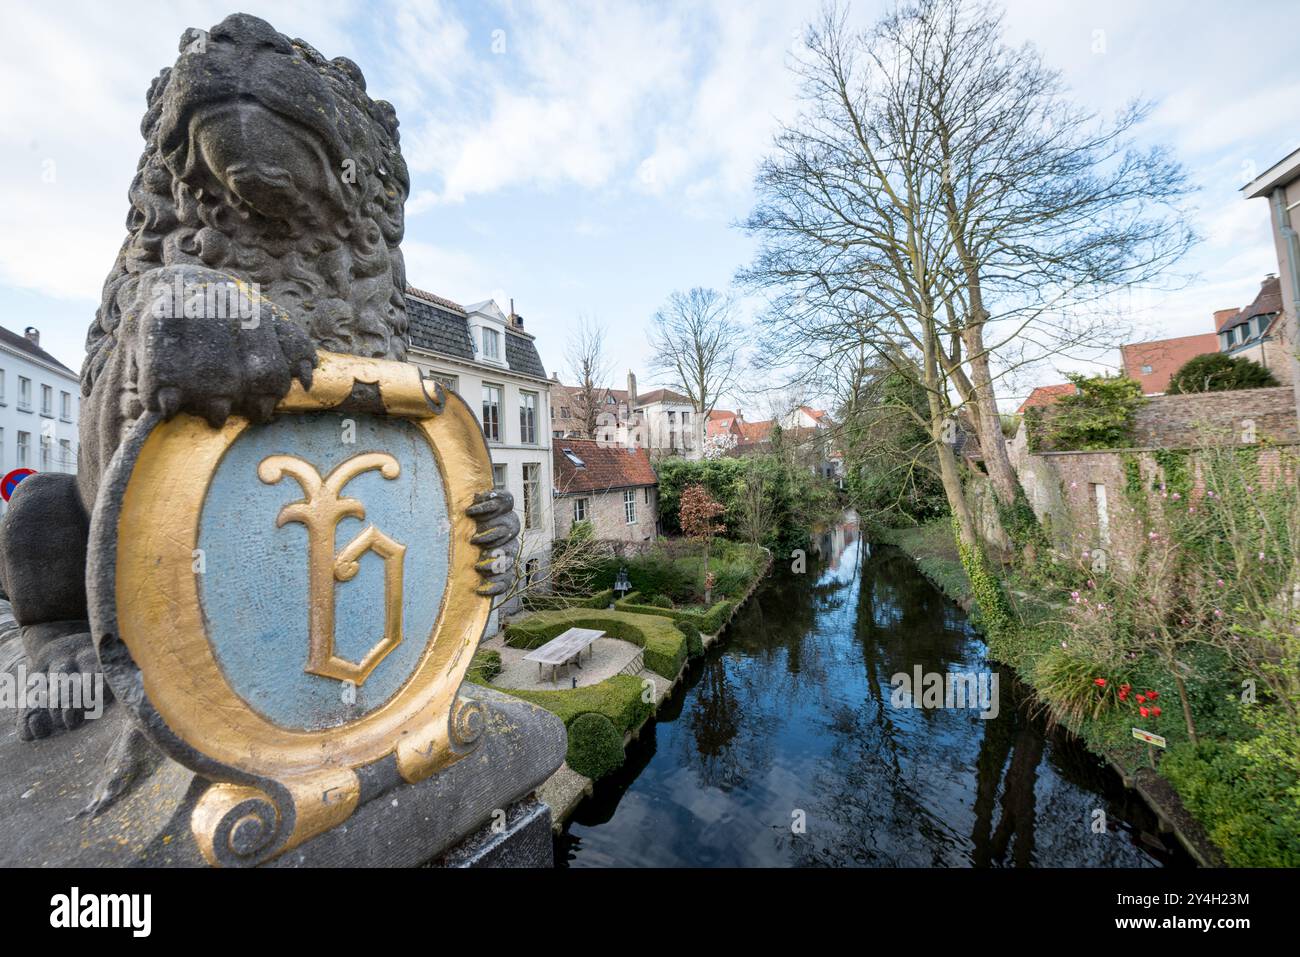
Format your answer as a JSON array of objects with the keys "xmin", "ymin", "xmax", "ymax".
[
  {"xmin": 565, "ymin": 315, "xmax": 613, "ymax": 439},
  {"xmin": 648, "ymin": 287, "xmax": 744, "ymax": 454},
  {"xmin": 909, "ymin": 0, "xmax": 1195, "ymax": 508},
  {"xmin": 737, "ymin": 4, "xmax": 985, "ymax": 551},
  {"xmin": 739, "ymin": 0, "xmax": 1194, "ymax": 552}
]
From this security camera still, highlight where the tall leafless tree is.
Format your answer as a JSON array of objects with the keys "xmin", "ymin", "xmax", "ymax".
[
  {"xmin": 648, "ymin": 287, "xmax": 744, "ymax": 454},
  {"xmin": 739, "ymin": 0, "xmax": 1195, "ymax": 552},
  {"xmin": 564, "ymin": 315, "xmax": 613, "ymax": 439},
  {"xmin": 908, "ymin": 0, "xmax": 1196, "ymax": 508}
]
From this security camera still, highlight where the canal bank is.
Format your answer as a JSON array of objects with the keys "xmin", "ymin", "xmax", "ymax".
[
  {"xmin": 877, "ymin": 523, "xmax": 1224, "ymax": 867},
  {"xmin": 552, "ymin": 521, "xmax": 1191, "ymax": 867}
]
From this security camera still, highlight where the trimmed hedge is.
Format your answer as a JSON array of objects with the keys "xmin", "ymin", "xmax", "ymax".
[
  {"xmin": 565, "ymin": 712, "xmax": 625, "ymax": 779},
  {"xmin": 503, "ymin": 608, "xmax": 688, "ymax": 679},
  {"xmin": 522, "ymin": 588, "xmax": 616, "ymax": 612},
  {"xmin": 676, "ymin": 620, "xmax": 704, "ymax": 658},
  {"xmin": 615, "ymin": 591, "xmax": 734, "ymax": 635},
  {"xmin": 498, "ymin": 674, "xmax": 653, "ymax": 736}
]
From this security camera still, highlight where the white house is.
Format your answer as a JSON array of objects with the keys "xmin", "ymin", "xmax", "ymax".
[
  {"xmin": 0, "ymin": 325, "xmax": 79, "ymax": 512},
  {"xmin": 556, "ymin": 371, "xmax": 704, "ymax": 461},
  {"xmin": 404, "ymin": 287, "xmax": 554, "ymax": 620}
]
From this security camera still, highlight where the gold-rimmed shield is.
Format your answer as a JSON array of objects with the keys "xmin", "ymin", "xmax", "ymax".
[{"xmin": 88, "ymin": 352, "xmax": 494, "ymax": 866}]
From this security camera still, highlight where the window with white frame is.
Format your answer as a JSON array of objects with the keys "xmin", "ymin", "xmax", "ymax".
[
  {"xmin": 623, "ymin": 489, "xmax": 637, "ymax": 524},
  {"xmin": 18, "ymin": 377, "xmax": 31, "ymax": 412},
  {"xmin": 519, "ymin": 391, "xmax": 537, "ymax": 444},
  {"xmin": 482, "ymin": 384, "xmax": 502, "ymax": 441},
  {"xmin": 40, "ymin": 434, "xmax": 51, "ymax": 470},
  {"xmin": 492, "ymin": 463, "xmax": 507, "ymax": 490},
  {"xmin": 59, "ymin": 438, "xmax": 72, "ymax": 472},
  {"xmin": 40, "ymin": 385, "xmax": 52, "ymax": 417},
  {"xmin": 573, "ymin": 497, "xmax": 589, "ymax": 523},
  {"xmin": 0, "ymin": 370, "xmax": 6, "ymax": 404},
  {"xmin": 60, "ymin": 391, "xmax": 72, "ymax": 421},
  {"xmin": 17, "ymin": 431, "xmax": 30, "ymax": 466},
  {"xmin": 481, "ymin": 327, "xmax": 501, "ymax": 360},
  {"xmin": 522, "ymin": 463, "xmax": 541, "ymax": 530}
]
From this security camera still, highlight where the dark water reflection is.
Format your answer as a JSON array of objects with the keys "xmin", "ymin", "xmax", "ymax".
[{"xmin": 557, "ymin": 520, "xmax": 1192, "ymax": 868}]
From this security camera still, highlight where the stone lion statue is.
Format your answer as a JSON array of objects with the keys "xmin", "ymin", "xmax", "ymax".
[{"xmin": 0, "ymin": 13, "xmax": 519, "ymax": 750}]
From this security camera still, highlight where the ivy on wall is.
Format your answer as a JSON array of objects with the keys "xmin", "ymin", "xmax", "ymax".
[{"xmin": 1043, "ymin": 374, "xmax": 1145, "ymax": 451}]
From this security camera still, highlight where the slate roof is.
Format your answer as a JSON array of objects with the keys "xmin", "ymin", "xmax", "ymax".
[
  {"xmin": 1120, "ymin": 333, "xmax": 1219, "ymax": 395},
  {"xmin": 0, "ymin": 324, "xmax": 77, "ymax": 377},
  {"xmin": 553, "ymin": 438, "xmax": 657, "ymax": 495},
  {"xmin": 1218, "ymin": 275, "xmax": 1283, "ymax": 334},
  {"xmin": 404, "ymin": 287, "xmax": 547, "ymax": 380}
]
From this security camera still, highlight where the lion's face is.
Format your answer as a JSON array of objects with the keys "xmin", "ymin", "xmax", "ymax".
[
  {"xmin": 91, "ymin": 13, "xmax": 411, "ymax": 369},
  {"xmin": 157, "ymin": 15, "xmax": 398, "ymax": 227}
]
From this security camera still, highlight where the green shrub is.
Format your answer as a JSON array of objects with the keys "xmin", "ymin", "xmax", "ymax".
[
  {"xmin": 465, "ymin": 649, "xmax": 501, "ymax": 684},
  {"xmin": 504, "ymin": 608, "xmax": 687, "ymax": 678},
  {"xmin": 523, "ymin": 588, "xmax": 615, "ymax": 612},
  {"xmin": 565, "ymin": 712, "xmax": 626, "ymax": 780},
  {"xmin": 1167, "ymin": 352, "xmax": 1279, "ymax": 394},
  {"xmin": 1161, "ymin": 739, "xmax": 1300, "ymax": 867},
  {"xmin": 501, "ymin": 674, "xmax": 652, "ymax": 735},
  {"xmin": 676, "ymin": 620, "xmax": 704, "ymax": 658},
  {"xmin": 649, "ymin": 594, "xmax": 673, "ymax": 608},
  {"xmin": 1045, "ymin": 373, "xmax": 1145, "ymax": 450},
  {"xmin": 1033, "ymin": 645, "xmax": 1137, "ymax": 730},
  {"xmin": 614, "ymin": 594, "xmax": 734, "ymax": 636}
]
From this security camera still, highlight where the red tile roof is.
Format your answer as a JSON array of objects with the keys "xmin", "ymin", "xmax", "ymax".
[
  {"xmin": 1120, "ymin": 333, "xmax": 1219, "ymax": 395},
  {"xmin": 634, "ymin": 387, "xmax": 691, "ymax": 405},
  {"xmin": 739, "ymin": 419, "xmax": 775, "ymax": 442},
  {"xmin": 553, "ymin": 438, "xmax": 657, "ymax": 495},
  {"xmin": 1015, "ymin": 383, "xmax": 1078, "ymax": 415}
]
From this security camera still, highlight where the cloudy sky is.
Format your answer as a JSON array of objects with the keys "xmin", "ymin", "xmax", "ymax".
[{"xmin": 1, "ymin": 0, "xmax": 1296, "ymax": 410}]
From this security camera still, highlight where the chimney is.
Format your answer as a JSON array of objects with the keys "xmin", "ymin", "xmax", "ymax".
[
  {"xmin": 627, "ymin": 370, "xmax": 638, "ymax": 406},
  {"xmin": 1264, "ymin": 273, "xmax": 1277, "ymax": 287},
  {"xmin": 23, "ymin": 327, "xmax": 39, "ymax": 347},
  {"xmin": 509, "ymin": 297, "xmax": 523, "ymax": 328}
]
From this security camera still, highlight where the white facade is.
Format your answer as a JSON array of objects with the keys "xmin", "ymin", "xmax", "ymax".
[
  {"xmin": 404, "ymin": 295, "xmax": 554, "ymax": 619},
  {"xmin": 0, "ymin": 325, "xmax": 79, "ymax": 512}
]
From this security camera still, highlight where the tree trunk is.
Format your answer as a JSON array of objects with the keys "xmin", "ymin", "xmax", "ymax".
[{"xmin": 962, "ymin": 322, "xmax": 1022, "ymax": 508}]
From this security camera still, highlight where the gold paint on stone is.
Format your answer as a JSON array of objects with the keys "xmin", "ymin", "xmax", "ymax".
[{"xmin": 114, "ymin": 352, "xmax": 493, "ymax": 866}]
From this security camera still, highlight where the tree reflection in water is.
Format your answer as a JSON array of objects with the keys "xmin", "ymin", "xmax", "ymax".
[{"xmin": 558, "ymin": 518, "xmax": 1192, "ymax": 868}]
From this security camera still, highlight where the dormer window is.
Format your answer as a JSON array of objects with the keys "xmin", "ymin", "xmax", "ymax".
[{"xmin": 481, "ymin": 327, "xmax": 500, "ymax": 360}]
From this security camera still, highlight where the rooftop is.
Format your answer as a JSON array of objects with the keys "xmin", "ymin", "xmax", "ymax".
[{"xmin": 553, "ymin": 438, "xmax": 658, "ymax": 495}]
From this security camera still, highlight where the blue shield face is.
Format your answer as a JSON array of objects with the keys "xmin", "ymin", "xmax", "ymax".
[{"xmin": 197, "ymin": 411, "xmax": 451, "ymax": 730}]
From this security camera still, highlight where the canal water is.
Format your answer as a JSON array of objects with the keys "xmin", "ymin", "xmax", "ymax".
[{"xmin": 557, "ymin": 520, "xmax": 1192, "ymax": 867}]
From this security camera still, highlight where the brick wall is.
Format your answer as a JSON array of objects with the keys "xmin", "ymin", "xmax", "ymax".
[
  {"xmin": 554, "ymin": 486, "xmax": 658, "ymax": 544},
  {"xmin": 1009, "ymin": 390, "xmax": 1298, "ymax": 569},
  {"xmin": 1031, "ymin": 385, "xmax": 1297, "ymax": 452}
]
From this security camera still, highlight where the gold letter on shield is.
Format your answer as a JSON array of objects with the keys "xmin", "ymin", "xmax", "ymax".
[{"xmin": 258, "ymin": 452, "xmax": 406, "ymax": 685}]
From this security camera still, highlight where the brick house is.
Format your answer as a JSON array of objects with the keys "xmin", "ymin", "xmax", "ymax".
[
  {"xmin": 552, "ymin": 438, "xmax": 658, "ymax": 544},
  {"xmin": 1212, "ymin": 275, "xmax": 1292, "ymax": 386},
  {"xmin": 1120, "ymin": 332, "xmax": 1219, "ymax": 395}
]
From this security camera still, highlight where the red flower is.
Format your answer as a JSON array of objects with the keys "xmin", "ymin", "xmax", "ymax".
[
  {"xmin": 1136, "ymin": 694, "xmax": 1146, "ymax": 704},
  {"xmin": 1146, "ymin": 690, "xmax": 1158, "ymax": 700},
  {"xmin": 1151, "ymin": 706, "xmax": 1161, "ymax": 717},
  {"xmin": 1139, "ymin": 706, "xmax": 1149, "ymax": 718},
  {"xmin": 1094, "ymin": 678, "xmax": 1107, "ymax": 687}
]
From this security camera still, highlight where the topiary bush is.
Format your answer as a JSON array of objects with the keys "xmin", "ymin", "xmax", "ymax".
[
  {"xmin": 566, "ymin": 712, "xmax": 626, "ymax": 780},
  {"xmin": 676, "ymin": 620, "xmax": 704, "ymax": 658},
  {"xmin": 649, "ymin": 594, "xmax": 673, "ymax": 608},
  {"xmin": 504, "ymin": 608, "xmax": 687, "ymax": 678}
]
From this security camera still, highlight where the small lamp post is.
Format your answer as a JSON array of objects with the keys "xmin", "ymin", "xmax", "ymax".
[{"xmin": 613, "ymin": 567, "xmax": 631, "ymax": 607}]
